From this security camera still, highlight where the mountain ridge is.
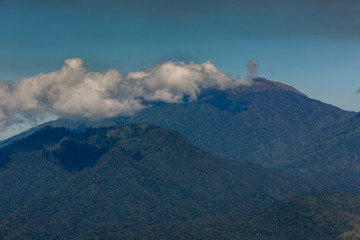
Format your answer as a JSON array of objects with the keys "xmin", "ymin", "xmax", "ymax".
[
  {"xmin": 2, "ymin": 77, "xmax": 360, "ymax": 238},
  {"xmin": 231, "ymin": 77, "xmax": 307, "ymax": 97},
  {"xmin": 0, "ymin": 77, "xmax": 311, "ymax": 147},
  {"xmin": 0, "ymin": 123, "xmax": 316, "ymax": 239}
]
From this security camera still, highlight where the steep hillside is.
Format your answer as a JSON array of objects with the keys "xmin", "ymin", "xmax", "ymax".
[{"xmin": 0, "ymin": 124, "xmax": 313, "ymax": 239}]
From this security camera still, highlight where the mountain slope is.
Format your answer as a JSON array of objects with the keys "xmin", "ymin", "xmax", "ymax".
[
  {"xmin": 2, "ymin": 77, "xmax": 358, "ymax": 191},
  {"xmin": 6, "ymin": 78, "xmax": 347, "ymax": 165},
  {"xmin": 130, "ymin": 86, "xmax": 349, "ymax": 167},
  {"xmin": 0, "ymin": 123, "xmax": 314, "ymax": 239}
]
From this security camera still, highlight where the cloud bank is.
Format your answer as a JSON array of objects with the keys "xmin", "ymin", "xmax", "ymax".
[{"xmin": 0, "ymin": 58, "xmax": 254, "ymax": 133}]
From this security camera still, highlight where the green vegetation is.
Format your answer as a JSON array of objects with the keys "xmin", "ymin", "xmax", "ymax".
[
  {"xmin": 135, "ymin": 193, "xmax": 360, "ymax": 240},
  {"xmin": 225, "ymin": 193, "xmax": 360, "ymax": 240},
  {"xmin": 0, "ymin": 124, "xmax": 314, "ymax": 239}
]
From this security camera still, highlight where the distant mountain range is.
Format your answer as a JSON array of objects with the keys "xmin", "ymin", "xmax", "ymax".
[
  {"xmin": 1, "ymin": 124, "xmax": 360, "ymax": 239},
  {"xmin": 2, "ymin": 77, "xmax": 360, "ymax": 238}
]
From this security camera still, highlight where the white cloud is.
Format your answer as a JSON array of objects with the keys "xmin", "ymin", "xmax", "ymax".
[{"xmin": 0, "ymin": 58, "xmax": 254, "ymax": 134}]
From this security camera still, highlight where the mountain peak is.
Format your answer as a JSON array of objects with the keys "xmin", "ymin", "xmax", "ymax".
[{"xmin": 229, "ymin": 77, "xmax": 307, "ymax": 97}]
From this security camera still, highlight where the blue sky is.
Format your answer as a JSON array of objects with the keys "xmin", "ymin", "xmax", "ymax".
[{"xmin": 1, "ymin": 0, "xmax": 360, "ymax": 113}]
